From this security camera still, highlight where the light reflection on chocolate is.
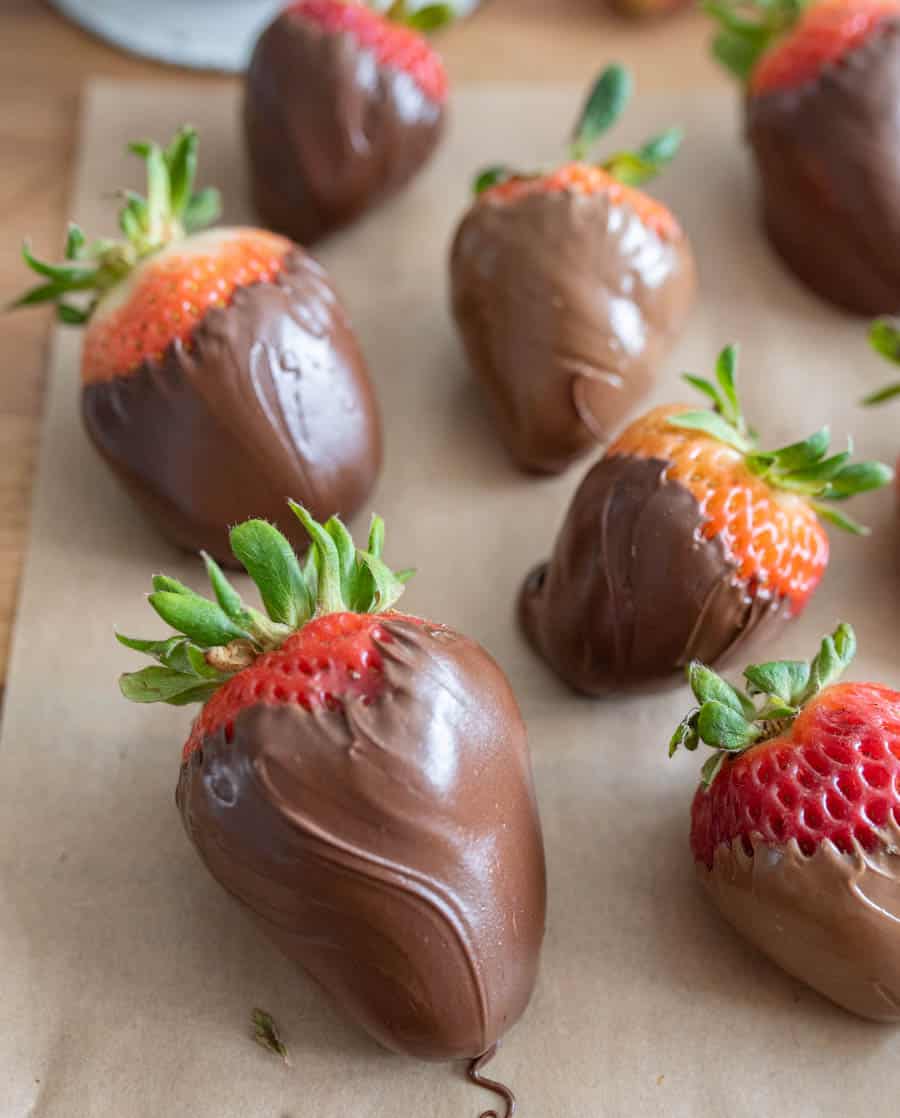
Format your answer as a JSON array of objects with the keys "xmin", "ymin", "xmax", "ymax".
[
  {"xmin": 450, "ymin": 189, "xmax": 695, "ymax": 474},
  {"xmin": 176, "ymin": 620, "xmax": 547, "ymax": 1060},
  {"xmin": 82, "ymin": 247, "xmax": 381, "ymax": 565}
]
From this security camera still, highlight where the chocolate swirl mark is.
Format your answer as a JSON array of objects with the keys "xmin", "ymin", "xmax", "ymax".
[
  {"xmin": 467, "ymin": 1045, "xmax": 516, "ymax": 1118},
  {"xmin": 81, "ymin": 247, "xmax": 381, "ymax": 563},
  {"xmin": 520, "ymin": 455, "xmax": 790, "ymax": 694},
  {"xmin": 178, "ymin": 620, "xmax": 546, "ymax": 1061}
]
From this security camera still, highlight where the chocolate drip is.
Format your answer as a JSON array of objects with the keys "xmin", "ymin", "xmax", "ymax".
[
  {"xmin": 176, "ymin": 620, "xmax": 547, "ymax": 1060},
  {"xmin": 520, "ymin": 455, "xmax": 790, "ymax": 694},
  {"xmin": 467, "ymin": 1045, "xmax": 516, "ymax": 1118},
  {"xmin": 82, "ymin": 247, "xmax": 381, "ymax": 564},
  {"xmin": 450, "ymin": 190, "xmax": 695, "ymax": 474},
  {"xmin": 245, "ymin": 9, "xmax": 445, "ymax": 245},
  {"xmin": 747, "ymin": 20, "xmax": 900, "ymax": 314}
]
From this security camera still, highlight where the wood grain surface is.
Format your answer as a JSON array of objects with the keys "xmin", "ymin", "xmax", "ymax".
[{"xmin": 0, "ymin": 0, "xmax": 724, "ymax": 684}]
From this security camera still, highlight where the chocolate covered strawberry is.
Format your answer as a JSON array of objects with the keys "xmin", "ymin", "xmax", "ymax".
[
  {"xmin": 670, "ymin": 624, "xmax": 900, "ymax": 1021},
  {"xmin": 520, "ymin": 344, "xmax": 891, "ymax": 694},
  {"xmin": 117, "ymin": 503, "xmax": 546, "ymax": 1110},
  {"xmin": 245, "ymin": 0, "xmax": 451, "ymax": 245},
  {"xmin": 707, "ymin": 0, "xmax": 900, "ymax": 313},
  {"xmin": 450, "ymin": 65, "xmax": 695, "ymax": 475},
  {"xmin": 12, "ymin": 127, "xmax": 381, "ymax": 565}
]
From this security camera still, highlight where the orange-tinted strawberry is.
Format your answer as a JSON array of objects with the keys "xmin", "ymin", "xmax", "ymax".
[
  {"xmin": 671, "ymin": 624, "xmax": 900, "ymax": 1021},
  {"xmin": 707, "ymin": 0, "xmax": 900, "ymax": 313},
  {"xmin": 245, "ymin": 0, "xmax": 450, "ymax": 244},
  {"xmin": 451, "ymin": 65, "xmax": 695, "ymax": 475},
  {"xmin": 11, "ymin": 127, "xmax": 381, "ymax": 564},
  {"xmin": 117, "ymin": 504, "xmax": 546, "ymax": 1095},
  {"xmin": 520, "ymin": 345, "xmax": 891, "ymax": 696}
]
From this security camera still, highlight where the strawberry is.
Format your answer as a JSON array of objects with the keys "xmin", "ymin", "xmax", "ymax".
[
  {"xmin": 11, "ymin": 127, "xmax": 381, "ymax": 564},
  {"xmin": 117, "ymin": 503, "xmax": 546, "ymax": 1097},
  {"xmin": 670, "ymin": 624, "xmax": 900, "ymax": 1021},
  {"xmin": 245, "ymin": 0, "xmax": 451, "ymax": 244},
  {"xmin": 520, "ymin": 345, "xmax": 891, "ymax": 695},
  {"xmin": 450, "ymin": 65, "xmax": 695, "ymax": 475},
  {"xmin": 707, "ymin": 0, "xmax": 900, "ymax": 313}
]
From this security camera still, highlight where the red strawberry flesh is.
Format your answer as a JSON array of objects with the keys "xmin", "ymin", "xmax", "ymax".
[
  {"xmin": 288, "ymin": 0, "xmax": 448, "ymax": 103},
  {"xmin": 184, "ymin": 612, "xmax": 423, "ymax": 760},
  {"xmin": 751, "ymin": 0, "xmax": 900, "ymax": 95},
  {"xmin": 691, "ymin": 682, "xmax": 900, "ymax": 867}
]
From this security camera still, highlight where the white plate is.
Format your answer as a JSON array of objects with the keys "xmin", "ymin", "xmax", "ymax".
[{"xmin": 50, "ymin": 0, "xmax": 484, "ymax": 73}]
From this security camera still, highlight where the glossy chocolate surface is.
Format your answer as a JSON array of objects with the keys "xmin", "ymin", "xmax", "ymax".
[
  {"xmin": 244, "ymin": 8, "xmax": 445, "ymax": 245},
  {"xmin": 450, "ymin": 189, "xmax": 695, "ymax": 474},
  {"xmin": 520, "ymin": 455, "xmax": 790, "ymax": 694},
  {"xmin": 176, "ymin": 620, "xmax": 547, "ymax": 1060},
  {"xmin": 701, "ymin": 830, "xmax": 900, "ymax": 1021},
  {"xmin": 748, "ymin": 21, "xmax": 900, "ymax": 314},
  {"xmin": 82, "ymin": 248, "xmax": 381, "ymax": 565}
]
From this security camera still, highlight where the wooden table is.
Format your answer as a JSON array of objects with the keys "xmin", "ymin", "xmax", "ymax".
[{"xmin": 0, "ymin": 0, "xmax": 723, "ymax": 685}]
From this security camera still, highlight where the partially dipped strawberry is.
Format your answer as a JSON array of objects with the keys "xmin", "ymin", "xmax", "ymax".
[
  {"xmin": 520, "ymin": 345, "xmax": 891, "ymax": 694},
  {"xmin": 12, "ymin": 128, "xmax": 381, "ymax": 565},
  {"xmin": 450, "ymin": 65, "xmax": 696, "ymax": 475},
  {"xmin": 707, "ymin": 0, "xmax": 900, "ymax": 313},
  {"xmin": 245, "ymin": 0, "xmax": 451, "ymax": 245},
  {"xmin": 670, "ymin": 624, "xmax": 900, "ymax": 1021},
  {"xmin": 117, "ymin": 504, "xmax": 546, "ymax": 1108}
]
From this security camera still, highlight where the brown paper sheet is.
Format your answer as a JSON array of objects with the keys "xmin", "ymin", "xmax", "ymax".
[{"xmin": 2, "ymin": 79, "xmax": 899, "ymax": 1117}]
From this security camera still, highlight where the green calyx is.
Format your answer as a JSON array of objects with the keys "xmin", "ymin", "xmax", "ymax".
[
  {"xmin": 471, "ymin": 64, "xmax": 683, "ymax": 195},
  {"xmin": 11, "ymin": 125, "xmax": 221, "ymax": 326},
  {"xmin": 669, "ymin": 623, "xmax": 856, "ymax": 787},
  {"xmin": 384, "ymin": 0, "xmax": 454, "ymax": 31},
  {"xmin": 703, "ymin": 0, "xmax": 807, "ymax": 83},
  {"xmin": 670, "ymin": 344, "xmax": 893, "ymax": 535},
  {"xmin": 117, "ymin": 503, "xmax": 412, "ymax": 707},
  {"xmin": 863, "ymin": 318, "xmax": 900, "ymax": 405}
]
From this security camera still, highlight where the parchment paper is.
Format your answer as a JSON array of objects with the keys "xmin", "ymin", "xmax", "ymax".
[{"xmin": 2, "ymin": 80, "xmax": 899, "ymax": 1118}]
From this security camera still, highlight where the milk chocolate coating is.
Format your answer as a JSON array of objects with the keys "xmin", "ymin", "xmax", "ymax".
[
  {"xmin": 520, "ymin": 455, "xmax": 790, "ymax": 695},
  {"xmin": 244, "ymin": 8, "xmax": 445, "ymax": 245},
  {"xmin": 747, "ymin": 21, "xmax": 900, "ymax": 314},
  {"xmin": 701, "ymin": 831, "xmax": 900, "ymax": 1021},
  {"xmin": 82, "ymin": 249, "xmax": 381, "ymax": 566},
  {"xmin": 176, "ymin": 620, "xmax": 547, "ymax": 1060},
  {"xmin": 450, "ymin": 190, "xmax": 696, "ymax": 474}
]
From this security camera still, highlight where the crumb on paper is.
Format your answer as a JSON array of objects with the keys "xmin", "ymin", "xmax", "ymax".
[
  {"xmin": 657, "ymin": 1074, "xmax": 665, "ymax": 1086},
  {"xmin": 252, "ymin": 1008, "xmax": 290, "ymax": 1065}
]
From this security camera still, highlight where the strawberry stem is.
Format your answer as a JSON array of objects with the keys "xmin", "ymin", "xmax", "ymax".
[
  {"xmin": 9, "ymin": 125, "xmax": 221, "ymax": 326},
  {"xmin": 384, "ymin": 0, "xmax": 454, "ymax": 30},
  {"xmin": 117, "ymin": 504, "xmax": 411, "ymax": 708},
  {"xmin": 471, "ymin": 64, "xmax": 683, "ymax": 195},
  {"xmin": 669, "ymin": 345, "xmax": 893, "ymax": 529},
  {"xmin": 669, "ymin": 623, "xmax": 857, "ymax": 786}
]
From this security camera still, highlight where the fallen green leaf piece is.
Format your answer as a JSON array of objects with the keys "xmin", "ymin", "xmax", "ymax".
[{"xmin": 252, "ymin": 1008, "xmax": 289, "ymax": 1064}]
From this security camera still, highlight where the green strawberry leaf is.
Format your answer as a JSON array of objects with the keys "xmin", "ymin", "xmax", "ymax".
[
  {"xmin": 149, "ymin": 591, "xmax": 250, "ymax": 649},
  {"xmin": 700, "ymin": 750, "xmax": 727, "ymax": 788},
  {"xmin": 182, "ymin": 187, "xmax": 222, "ymax": 234},
  {"xmin": 405, "ymin": 3, "xmax": 454, "ymax": 31},
  {"xmin": 119, "ymin": 665, "xmax": 220, "ymax": 705},
  {"xmin": 688, "ymin": 662, "xmax": 754, "ymax": 718},
  {"xmin": 697, "ymin": 701, "xmax": 759, "ymax": 751},
  {"xmin": 118, "ymin": 503, "xmax": 413, "ymax": 708},
  {"xmin": 668, "ymin": 410, "xmax": 753, "ymax": 453},
  {"xmin": 743, "ymin": 659, "xmax": 809, "ymax": 704},
  {"xmin": 571, "ymin": 65, "xmax": 633, "ymax": 161},
  {"xmin": 668, "ymin": 624, "xmax": 857, "ymax": 785},
  {"xmin": 229, "ymin": 519, "xmax": 310, "ymax": 628},
  {"xmin": 473, "ymin": 165, "xmax": 513, "ymax": 195}
]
